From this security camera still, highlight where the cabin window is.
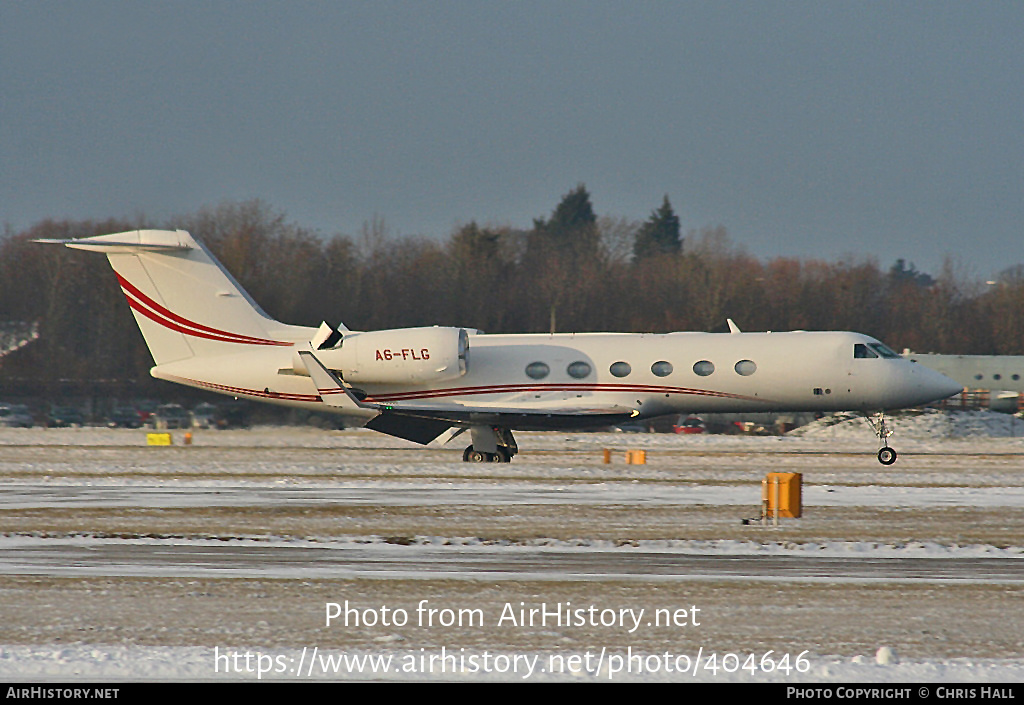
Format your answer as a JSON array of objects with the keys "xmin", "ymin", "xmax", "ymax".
[
  {"xmin": 651, "ymin": 361, "xmax": 673, "ymax": 377},
  {"xmin": 525, "ymin": 362, "xmax": 550, "ymax": 380},
  {"xmin": 854, "ymin": 344, "xmax": 878, "ymax": 359},
  {"xmin": 609, "ymin": 361, "xmax": 631, "ymax": 377},
  {"xmin": 994, "ymin": 374, "xmax": 1002, "ymax": 381},
  {"xmin": 1014, "ymin": 374, "xmax": 1020, "ymax": 381},
  {"xmin": 734, "ymin": 360, "xmax": 757, "ymax": 376},
  {"xmin": 693, "ymin": 360, "xmax": 715, "ymax": 376},
  {"xmin": 567, "ymin": 361, "xmax": 592, "ymax": 379}
]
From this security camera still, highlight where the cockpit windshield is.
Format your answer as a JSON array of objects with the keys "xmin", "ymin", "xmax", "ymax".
[
  {"xmin": 854, "ymin": 342, "xmax": 902, "ymax": 359},
  {"xmin": 870, "ymin": 343, "xmax": 901, "ymax": 359}
]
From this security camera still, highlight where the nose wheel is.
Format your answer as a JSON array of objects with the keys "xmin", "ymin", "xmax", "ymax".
[{"xmin": 877, "ymin": 446, "xmax": 897, "ymax": 465}]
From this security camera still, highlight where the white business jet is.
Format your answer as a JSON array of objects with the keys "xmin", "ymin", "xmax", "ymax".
[{"xmin": 38, "ymin": 230, "xmax": 960, "ymax": 464}]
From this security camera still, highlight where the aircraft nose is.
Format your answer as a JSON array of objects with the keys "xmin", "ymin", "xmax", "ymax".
[
  {"xmin": 921, "ymin": 367, "xmax": 963, "ymax": 403},
  {"xmin": 939, "ymin": 374, "xmax": 963, "ymax": 399},
  {"xmin": 886, "ymin": 362, "xmax": 962, "ymax": 408}
]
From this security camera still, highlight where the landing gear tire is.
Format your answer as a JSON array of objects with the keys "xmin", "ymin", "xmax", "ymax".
[
  {"xmin": 463, "ymin": 445, "xmax": 488, "ymax": 463},
  {"xmin": 463, "ymin": 445, "xmax": 512, "ymax": 463},
  {"xmin": 877, "ymin": 447, "xmax": 897, "ymax": 465}
]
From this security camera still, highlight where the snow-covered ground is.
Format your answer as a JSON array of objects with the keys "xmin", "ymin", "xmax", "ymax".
[
  {"xmin": 1, "ymin": 411, "xmax": 1022, "ymax": 682},
  {"xmin": 5, "ymin": 407, "xmax": 1024, "ymax": 447},
  {"xmin": 3, "ymin": 643, "xmax": 1023, "ymax": 682}
]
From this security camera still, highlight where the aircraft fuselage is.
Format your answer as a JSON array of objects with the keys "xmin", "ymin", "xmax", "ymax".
[{"xmin": 152, "ymin": 328, "xmax": 957, "ymax": 425}]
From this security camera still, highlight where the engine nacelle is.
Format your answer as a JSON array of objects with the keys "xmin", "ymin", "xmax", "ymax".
[{"xmin": 293, "ymin": 327, "xmax": 469, "ymax": 384}]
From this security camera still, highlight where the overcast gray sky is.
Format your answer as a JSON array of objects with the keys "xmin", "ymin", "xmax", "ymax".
[{"xmin": 2, "ymin": 1, "xmax": 1022, "ymax": 279}]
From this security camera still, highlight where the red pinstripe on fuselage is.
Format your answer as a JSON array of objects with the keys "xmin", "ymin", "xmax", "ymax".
[{"xmin": 161, "ymin": 374, "xmax": 771, "ymax": 407}]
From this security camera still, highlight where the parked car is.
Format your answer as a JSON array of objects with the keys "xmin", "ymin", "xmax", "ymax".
[
  {"xmin": 148, "ymin": 403, "xmax": 192, "ymax": 429},
  {"xmin": 673, "ymin": 416, "xmax": 706, "ymax": 434},
  {"xmin": 190, "ymin": 402, "xmax": 219, "ymax": 429},
  {"xmin": 106, "ymin": 407, "xmax": 144, "ymax": 428},
  {"xmin": 47, "ymin": 406, "xmax": 85, "ymax": 427},
  {"xmin": 215, "ymin": 400, "xmax": 250, "ymax": 429},
  {"xmin": 0, "ymin": 403, "xmax": 34, "ymax": 428},
  {"xmin": 135, "ymin": 400, "xmax": 158, "ymax": 426}
]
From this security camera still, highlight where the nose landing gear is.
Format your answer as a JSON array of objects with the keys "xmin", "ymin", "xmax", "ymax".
[{"xmin": 865, "ymin": 413, "xmax": 898, "ymax": 465}]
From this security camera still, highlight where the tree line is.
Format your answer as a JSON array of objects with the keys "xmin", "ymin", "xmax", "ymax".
[{"xmin": 2, "ymin": 188, "xmax": 1023, "ymax": 401}]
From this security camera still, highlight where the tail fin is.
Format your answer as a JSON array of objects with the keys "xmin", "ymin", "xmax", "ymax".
[{"xmin": 37, "ymin": 229, "xmax": 300, "ymax": 365}]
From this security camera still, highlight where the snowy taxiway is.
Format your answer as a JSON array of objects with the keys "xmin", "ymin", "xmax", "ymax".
[{"xmin": 1, "ymin": 411, "xmax": 1022, "ymax": 681}]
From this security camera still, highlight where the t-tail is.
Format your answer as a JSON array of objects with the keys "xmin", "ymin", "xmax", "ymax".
[{"xmin": 36, "ymin": 230, "xmax": 313, "ymax": 365}]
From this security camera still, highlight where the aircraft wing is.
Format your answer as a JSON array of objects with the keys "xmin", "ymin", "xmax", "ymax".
[
  {"xmin": 298, "ymin": 351, "xmax": 638, "ymax": 444},
  {"xmin": 364, "ymin": 404, "xmax": 639, "ymax": 444}
]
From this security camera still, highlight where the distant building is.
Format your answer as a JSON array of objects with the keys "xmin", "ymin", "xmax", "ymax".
[{"xmin": 904, "ymin": 351, "xmax": 1024, "ymax": 412}]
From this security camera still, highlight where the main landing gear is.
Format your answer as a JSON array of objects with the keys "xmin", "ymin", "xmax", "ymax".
[
  {"xmin": 463, "ymin": 446, "xmax": 512, "ymax": 463},
  {"xmin": 462, "ymin": 426, "xmax": 518, "ymax": 463},
  {"xmin": 864, "ymin": 412, "xmax": 898, "ymax": 465}
]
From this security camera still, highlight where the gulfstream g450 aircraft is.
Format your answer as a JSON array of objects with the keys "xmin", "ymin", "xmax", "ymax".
[{"xmin": 39, "ymin": 230, "xmax": 960, "ymax": 464}]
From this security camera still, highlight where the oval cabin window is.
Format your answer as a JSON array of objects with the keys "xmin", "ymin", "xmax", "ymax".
[
  {"xmin": 567, "ymin": 361, "xmax": 592, "ymax": 379},
  {"xmin": 609, "ymin": 361, "xmax": 631, "ymax": 377},
  {"xmin": 525, "ymin": 362, "xmax": 550, "ymax": 380},
  {"xmin": 693, "ymin": 360, "xmax": 715, "ymax": 376},
  {"xmin": 651, "ymin": 361, "xmax": 673, "ymax": 377},
  {"xmin": 734, "ymin": 360, "xmax": 757, "ymax": 376}
]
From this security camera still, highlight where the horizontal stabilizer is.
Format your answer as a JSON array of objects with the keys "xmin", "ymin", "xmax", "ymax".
[{"xmin": 34, "ymin": 230, "xmax": 193, "ymax": 253}]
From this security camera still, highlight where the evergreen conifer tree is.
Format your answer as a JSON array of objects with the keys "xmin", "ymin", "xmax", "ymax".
[
  {"xmin": 528, "ymin": 184, "xmax": 599, "ymax": 260},
  {"xmin": 633, "ymin": 195, "xmax": 682, "ymax": 261}
]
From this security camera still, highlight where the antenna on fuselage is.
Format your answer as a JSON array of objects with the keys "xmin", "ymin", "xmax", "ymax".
[{"xmin": 727, "ymin": 319, "xmax": 741, "ymax": 334}]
